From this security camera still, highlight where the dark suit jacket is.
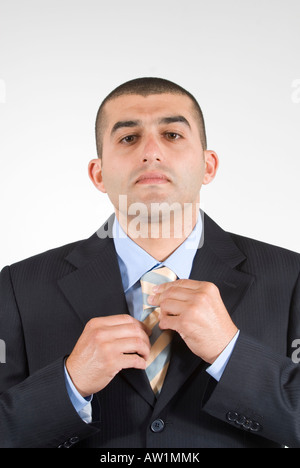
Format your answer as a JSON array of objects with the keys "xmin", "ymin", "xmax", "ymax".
[{"xmin": 0, "ymin": 213, "xmax": 299, "ymax": 448}]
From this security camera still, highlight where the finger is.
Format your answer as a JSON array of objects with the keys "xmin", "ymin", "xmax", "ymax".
[
  {"xmin": 159, "ymin": 298, "xmax": 186, "ymax": 316},
  {"xmin": 119, "ymin": 352, "xmax": 148, "ymax": 370},
  {"xmin": 152, "ymin": 279, "xmax": 202, "ymax": 294},
  {"xmin": 148, "ymin": 284, "xmax": 196, "ymax": 307},
  {"xmin": 110, "ymin": 320, "xmax": 151, "ymax": 337},
  {"xmin": 86, "ymin": 314, "xmax": 137, "ymax": 330},
  {"xmin": 159, "ymin": 313, "xmax": 181, "ymax": 332},
  {"xmin": 115, "ymin": 336, "xmax": 151, "ymax": 360},
  {"xmin": 87, "ymin": 315, "xmax": 151, "ymax": 337},
  {"xmin": 95, "ymin": 325, "xmax": 150, "ymax": 350}
]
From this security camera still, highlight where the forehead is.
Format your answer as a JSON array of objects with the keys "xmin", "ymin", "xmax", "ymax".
[{"xmin": 103, "ymin": 93, "xmax": 197, "ymax": 127}]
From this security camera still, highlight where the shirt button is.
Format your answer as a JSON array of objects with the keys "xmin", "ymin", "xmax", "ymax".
[{"xmin": 150, "ymin": 419, "xmax": 165, "ymax": 433}]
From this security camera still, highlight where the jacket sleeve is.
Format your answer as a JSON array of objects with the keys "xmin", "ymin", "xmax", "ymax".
[
  {"xmin": 0, "ymin": 266, "xmax": 98, "ymax": 448},
  {"xmin": 202, "ymin": 272, "xmax": 300, "ymax": 448}
]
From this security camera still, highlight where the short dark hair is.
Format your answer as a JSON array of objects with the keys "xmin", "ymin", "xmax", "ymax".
[{"xmin": 95, "ymin": 77, "xmax": 207, "ymax": 158}]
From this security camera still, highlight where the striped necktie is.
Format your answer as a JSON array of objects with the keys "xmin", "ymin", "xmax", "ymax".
[{"xmin": 140, "ymin": 266, "xmax": 177, "ymax": 395}]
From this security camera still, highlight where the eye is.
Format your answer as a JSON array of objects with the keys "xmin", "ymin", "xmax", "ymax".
[
  {"xmin": 120, "ymin": 135, "xmax": 137, "ymax": 144},
  {"xmin": 165, "ymin": 132, "xmax": 181, "ymax": 140}
]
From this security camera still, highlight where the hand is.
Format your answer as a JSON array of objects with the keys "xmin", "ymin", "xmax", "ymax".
[
  {"xmin": 148, "ymin": 280, "xmax": 238, "ymax": 364},
  {"xmin": 66, "ymin": 314, "xmax": 151, "ymax": 397}
]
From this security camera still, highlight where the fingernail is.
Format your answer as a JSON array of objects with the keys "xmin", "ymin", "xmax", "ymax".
[
  {"xmin": 148, "ymin": 295, "xmax": 154, "ymax": 303},
  {"xmin": 152, "ymin": 285, "xmax": 159, "ymax": 292}
]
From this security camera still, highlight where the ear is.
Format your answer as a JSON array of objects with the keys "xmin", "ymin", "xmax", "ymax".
[
  {"xmin": 202, "ymin": 150, "xmax": 219, "ymax": 185},
  {"xmin": 88, "ymin": 158, "xmax": 107, "ymax": 193}
]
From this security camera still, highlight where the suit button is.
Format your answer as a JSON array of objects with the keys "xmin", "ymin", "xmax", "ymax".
[
  {"xmin": 70, "ymin": 436, "xmax": 79, "ymax": 444},
  {"xmin": 58, "ymin": 436, "xmax": 80, "ymax": 448},
  {"xmin": 150, "ymin": 419, "xmax": 165, "ymax": 433},
  {"xmin": 235, "ymin": 414, "xmax": 246, "ymax": 426},
  {"xmin": 242, "ymin": 419, "xmax": 252, "ymax": 430},
  {"xmin": 226, "ymin": 411, "xmax": 238, "ymax": 422},
  {"xmin": 250, "ymin": 421, "xmax": 262, "ymax": 432}
]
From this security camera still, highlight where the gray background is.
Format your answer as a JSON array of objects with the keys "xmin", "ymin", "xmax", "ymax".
[{"xmin": 0, "ymin": 0, "xmax": 299, "ymax": 269}]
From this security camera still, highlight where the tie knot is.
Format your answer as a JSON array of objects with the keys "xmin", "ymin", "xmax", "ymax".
[
  {"xmin": 141, "ymin": 265, "xmax": 177, "ymax": 287},
  {"xmin": 140, "ymin": 266, "xmax": 177, "ymax": 311}
]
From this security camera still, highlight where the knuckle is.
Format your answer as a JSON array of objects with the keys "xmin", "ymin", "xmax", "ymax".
[
  {"xmin": 160, "ymin": 296, "xmax": 170, "ymax": 308},
  {"xmin": 122, "ymin": 314, "xmax": 135, "ymax": 323},
  {"xmin": 188, "ymin": 301, "xmax": 199, "ymax": 316},
  {"xmin": 175, "ymin": 279, "xmax": 184, "ymax": 286},
  {"xmin": 93, "ymin": 328, "xmax": 106, "ymax": 345},
  {"xmin": 160, "ymin": 298, "xmax": 172, "ymax": 313},
  {"xmin": 204, "ymin": 281, "xmax": 218, "ymax": 294},
  {"xmin": 199, "ymin": 292, "xmax": 210, "ymax": 305},
  {"xmin": 85, "ymin": 317, "xmax": 98, "ymax": 330},
  {"xmin": 131, "ymin": 353, "xmax": 143, "ymax": 367},
  {"xmin": 132, "ymin": 321, "xmax": 143, "ymax": 334},
  {"xmin": 158, "ymin": 315, "xmax": 165, "ymax": 325},
  {"xmin": 196, "ymin": 287, "xmax": 213, "ymax": 306},
  {"xmin": 134, "ymin": 336, "xmax": 144, "ymax": 348},
  {"xmin": 101, "ymin": 342, "xmax": 114, "ymax": 360}
]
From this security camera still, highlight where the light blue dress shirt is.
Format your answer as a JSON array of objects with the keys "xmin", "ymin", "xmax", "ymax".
[{"xmin": 64, "ymin": 212, "xmax": 239, "ymax": 421}]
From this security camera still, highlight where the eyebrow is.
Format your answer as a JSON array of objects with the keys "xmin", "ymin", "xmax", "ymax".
[
  {"xmin": 158, "ymin": 115, "xmax": 191, "ymax": 129},
  {"xmin": 111, "ymin": 120, "xmax": 142, "ymax": 135},
  {"xmin": 110, "ymin": 115, "xmax": 191, "ymax": 136}
]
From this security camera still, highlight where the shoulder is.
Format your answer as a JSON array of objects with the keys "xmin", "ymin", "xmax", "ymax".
[
  {"xmin": 5, "ymin": 227, "xmax": 115, "ymax": 286},
  {"xmin": 203, "ymin": 211, "xmax": 300, "ymax": 272},
  {"xmin": 6, "ymin": 238, "xmax": 87, "ymax": 282},
  {"xmin": 229, "ymin": 231, "xmax": 300, "ymax": 273}
]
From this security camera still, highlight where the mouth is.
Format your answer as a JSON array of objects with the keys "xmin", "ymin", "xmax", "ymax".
[{"xmin": 135, "ymin": 172, "xmax": 170, "ymax": 185}]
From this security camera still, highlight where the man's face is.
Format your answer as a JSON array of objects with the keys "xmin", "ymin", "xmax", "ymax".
[{"xmin": 93, "ymin": 93, "xmax": 216, "ymax": 219}]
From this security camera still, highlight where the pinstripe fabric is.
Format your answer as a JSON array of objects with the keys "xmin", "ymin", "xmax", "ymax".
[
  {"xmin": 140, "ymin": 267, "xmax": 177, "ymax": 395},
  {"xmin": 1, "ymin": 213, "xmax": 299, "ymax": 447}
]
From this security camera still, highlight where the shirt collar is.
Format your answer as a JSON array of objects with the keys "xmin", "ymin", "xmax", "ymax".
[{"xmin": 113, "ymin": 212, "xmax": 203, "ymax": 292}]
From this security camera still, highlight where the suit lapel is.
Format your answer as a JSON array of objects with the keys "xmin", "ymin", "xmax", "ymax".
[
  {"xmin": 58, "ymin": 235, "xmax": 126, "ymax": 325},
  {"xmin": 57, "ymin": 216, "xmax": 156, "ymax": 407},
  {"xmin": 155, "ymin": 213, "xmax": 254, "ymax": 412}
]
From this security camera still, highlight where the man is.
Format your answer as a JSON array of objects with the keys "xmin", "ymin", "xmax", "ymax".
[{"xmin": 0, "ymin": 77, "xmax": 299, "ymax": 448}]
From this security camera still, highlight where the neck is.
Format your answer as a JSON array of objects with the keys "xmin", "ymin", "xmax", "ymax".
[{"xmin": 116, "ymin": 203, "xmax": 200, "ymax": 261}]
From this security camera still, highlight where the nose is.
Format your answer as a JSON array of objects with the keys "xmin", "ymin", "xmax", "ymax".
[{"xmin": 141, "ymin": 134, "xmax": 162, "ymax": 163}]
